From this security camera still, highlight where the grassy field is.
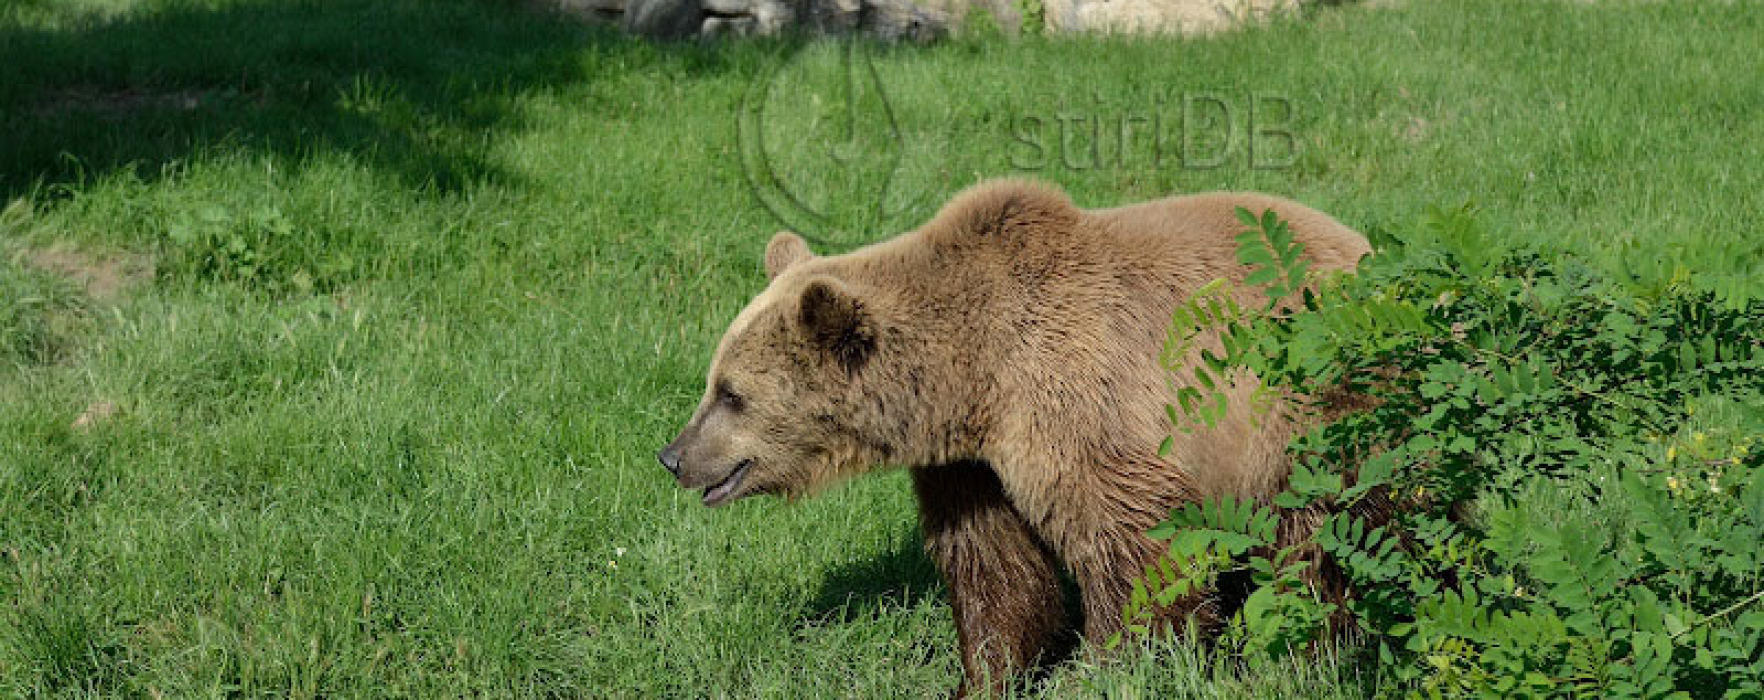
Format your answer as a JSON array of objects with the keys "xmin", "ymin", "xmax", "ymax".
[{"xmin": 2, "ymin": 0, "xmax": 1762, "ymax": 696}]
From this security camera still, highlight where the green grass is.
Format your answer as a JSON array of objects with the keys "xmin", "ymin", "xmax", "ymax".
[{"xmin": 1, "ymin": 0, "xmax": 1761, "ymax": 696}]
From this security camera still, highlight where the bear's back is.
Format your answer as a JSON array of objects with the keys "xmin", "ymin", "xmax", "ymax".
[
  {"xmin": 1087, "ymin": 191, "xmax": 1370, "ymax": 277},
  {"xmin": 932, "ymin": 186, "xmax": 1371, "ymax": 510}
]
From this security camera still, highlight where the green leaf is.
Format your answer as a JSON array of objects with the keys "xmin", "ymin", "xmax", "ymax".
[{"xmin": 1244, "ymin": 266, "xmax": 1281, "ymax": 288}]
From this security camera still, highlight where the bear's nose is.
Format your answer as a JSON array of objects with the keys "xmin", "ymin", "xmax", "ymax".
[{"xmin": 657, "ymin": 444, "xmax": 682, "ymax": 477}]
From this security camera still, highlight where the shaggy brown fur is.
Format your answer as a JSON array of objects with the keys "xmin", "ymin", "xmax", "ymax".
[{"xmin": 658, "ymin": 179, "xmax": 1370, "ymax": 696}]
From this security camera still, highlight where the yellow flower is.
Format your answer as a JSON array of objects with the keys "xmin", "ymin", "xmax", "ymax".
[
  {"xmin": 1666, "ymin": 476, "xmax": 1681, "ymax": 492},
  {"xmin": 1667, "ymin": 446, "xmax": 1677, "ymax": 461}
]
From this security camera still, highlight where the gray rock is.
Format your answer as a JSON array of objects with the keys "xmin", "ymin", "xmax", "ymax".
[
  {"xmin": 1042, "ymin": 0, "xmax": 1303, "ymax": 34},
  {"xmin": 701, "ymin": 0, "xmax": 795, "ymax": 36},
  {"xmin": 801, "ymin": 0, "xmax": 950, "ymax": 40},
  {"xmin": 550, "ymin": 0, "xmax": 626, "ymax": 22},
  {"xmin": 535, "ymin": 0, "xmax": 1309, "ymax": 39},
  {"xmin": 622, "ymin": 0, "xmax": 706, "ymax": 37}
]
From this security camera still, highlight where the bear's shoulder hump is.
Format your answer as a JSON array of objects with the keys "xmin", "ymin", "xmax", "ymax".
[{"xmin": 919, "ymin": 179, "xmax": 1081, "ymax": 248}]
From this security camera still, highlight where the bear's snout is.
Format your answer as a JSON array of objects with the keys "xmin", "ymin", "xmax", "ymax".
[
  {"xmin": 658, "ymin": 427, "xmax": 757, "ymax": 506},
  {"xmin": 656, "ymin": 444, "xmax": 683, "ymax": 477}
]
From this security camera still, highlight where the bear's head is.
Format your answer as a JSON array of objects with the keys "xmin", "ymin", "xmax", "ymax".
[
  {"xmin": 658, "ymin": 232, "xmax": 897, "ymax": 507},
  {"xmin": 657, "ymin": 181, "xmax": 1081, "ymax": 506}
]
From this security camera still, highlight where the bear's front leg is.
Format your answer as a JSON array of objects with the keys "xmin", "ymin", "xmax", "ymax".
[{"xmin": 912, "ymin": 461, "xmax": 1067, "ymax": 698}]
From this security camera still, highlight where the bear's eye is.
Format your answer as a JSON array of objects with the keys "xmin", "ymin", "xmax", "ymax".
[{"xmin": 716, "ymin": 382, "xmax": 745, "ymax": 412}]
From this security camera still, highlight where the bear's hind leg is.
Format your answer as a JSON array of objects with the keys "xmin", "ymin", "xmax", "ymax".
[
  {"xmin": 1073, "ymin": 531, "xmax": 1222, "ymax": 653},
  {"xmin": 913, "ymin": 460, "xmax": 1068, "ymax": 697}
]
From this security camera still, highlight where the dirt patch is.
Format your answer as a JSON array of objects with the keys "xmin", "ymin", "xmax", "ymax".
[
  {"xmin": 1401, "ymin": 116, "xmax": 1430, "ymax": 143},
  {"xmin": 29, "ymin": 86, "xmax": 256, "ymax": 120},
  {"xmin": 71, "ymin": 401, "xmax": 120, "ymax": 431},
  {"xmin": 20, "ymin": 245, "xmax": 154, "ymax": 302}
]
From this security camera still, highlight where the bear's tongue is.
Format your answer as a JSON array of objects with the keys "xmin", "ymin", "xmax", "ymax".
[{"xmin": 702, "ymin": 459, "xmax": 752, "ymax": 507}]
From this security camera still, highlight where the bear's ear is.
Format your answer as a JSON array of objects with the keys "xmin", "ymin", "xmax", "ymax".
[
  {"xmin": 765, "ymin": 231, "xmax": 814, "ymax": 280},
  {"xmin": 798, "ymin": 277, "xmax": 875, "ymax": 373}
]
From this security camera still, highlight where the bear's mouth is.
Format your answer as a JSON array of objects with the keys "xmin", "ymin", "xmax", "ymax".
[{"xmin": 702, "ymin": 458, "xmax": 754, "ymax": 507}]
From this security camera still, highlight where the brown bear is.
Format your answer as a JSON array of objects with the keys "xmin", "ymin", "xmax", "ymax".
[{"xmin": 658, "ymin": 179, "xmax": 1370, "ymax": 695}]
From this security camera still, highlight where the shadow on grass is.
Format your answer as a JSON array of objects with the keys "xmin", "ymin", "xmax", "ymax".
[
  {"xmin": 804, "ymin": 521, "xmax": 1091, "ymax": 684},
  {"xmin": 0, "ymin": 0, "xmax": 757, "ymax": 198},
  {"xmin": 802, "ymin": 527, "xmax": 944, "ymax": 624}
]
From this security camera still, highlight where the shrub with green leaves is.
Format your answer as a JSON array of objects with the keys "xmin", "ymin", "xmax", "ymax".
[
  {"xmin": 1117, "ymin": 207, "xmax": 1764, "ymax": 698},
  {"xmin": 159, "ymin": 202, "xmax": 366, "ymax": 293}
]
